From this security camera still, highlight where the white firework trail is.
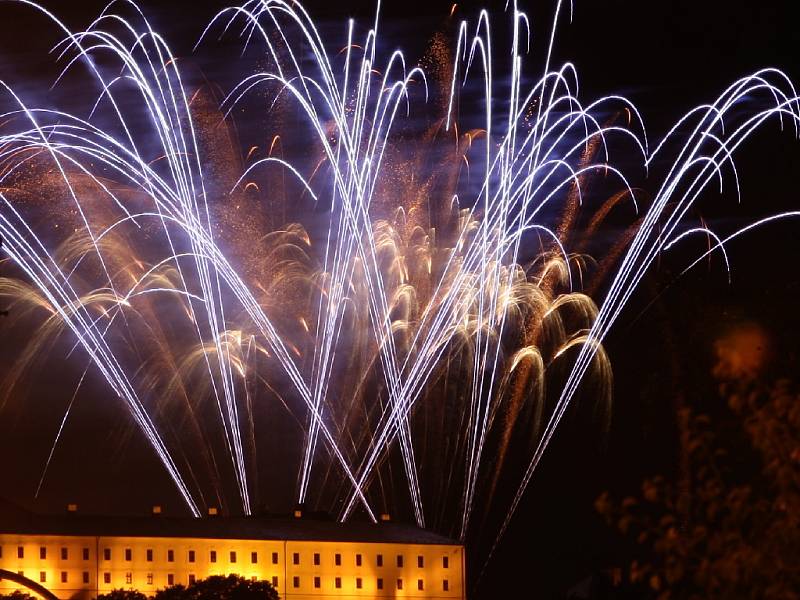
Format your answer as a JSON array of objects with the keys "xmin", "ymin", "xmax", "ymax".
[{"xmin": 0, "ymin": 0, "xmax": 798, "ymax": 559}]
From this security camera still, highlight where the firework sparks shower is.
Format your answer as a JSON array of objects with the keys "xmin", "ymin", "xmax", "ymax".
[{"xmin": 0, "ymin": 0, "xmax": 798, "ymax": 559}]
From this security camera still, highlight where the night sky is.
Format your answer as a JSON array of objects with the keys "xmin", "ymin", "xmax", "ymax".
[{"xmin": 1, "ymin": 1, "xmax": 799, "ymax": 598}]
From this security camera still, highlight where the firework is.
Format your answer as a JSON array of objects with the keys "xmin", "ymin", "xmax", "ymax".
[{"xmin": 0, "ymin": 0, "xmax": 798, "ymax": 557}]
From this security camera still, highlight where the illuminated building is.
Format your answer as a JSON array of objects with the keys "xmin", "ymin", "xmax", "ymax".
[{"xmin": 0, "ymin": 499, "xmax": 464, "ymax": 599}]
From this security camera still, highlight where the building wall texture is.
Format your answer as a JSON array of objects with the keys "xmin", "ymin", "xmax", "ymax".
[{"xmin": 0, "ymin": 532, "xmax": 464, "ymax": 599}]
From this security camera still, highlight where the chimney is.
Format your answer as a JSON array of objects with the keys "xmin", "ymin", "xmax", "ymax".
[
  {"xmin": 67, "ymin": 503, "xmax": 78, "ymax": 513},
  {"xmin": 152, "ymin": 505, "xmax": 162, "ymax": 515},
  {"xmin": 379, "ymin": 513, "xmax": 391, "ymax": 522},
  {"xmin": 208, "ymin": 507, "xmax": 219, "ymax": 516}
]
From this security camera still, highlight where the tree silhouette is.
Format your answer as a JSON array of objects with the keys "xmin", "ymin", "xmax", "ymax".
[
  {"xmin": 154, "ymin": 574, "xmax": 279, "ymax": 600},
  {"xmin": 597, "ymin": 376, "xmax": 800, "ymax": 599},
  {"xmin": 97, "ymin": 591, "xmax": 148, "ymax": 600}
]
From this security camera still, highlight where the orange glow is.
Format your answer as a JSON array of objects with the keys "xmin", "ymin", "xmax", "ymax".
[{"xmin": 713, "ymin": 322, "xmax": 773, "ymax": 382}]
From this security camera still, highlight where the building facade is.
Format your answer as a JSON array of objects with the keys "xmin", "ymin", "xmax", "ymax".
[{"xmin": 0, "ymin": 503, "xmax": 464, "ymax": 600}]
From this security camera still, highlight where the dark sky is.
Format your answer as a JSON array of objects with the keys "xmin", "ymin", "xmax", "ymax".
[{"xmin": 1, "ymin": 0, "xmax": 799, "ymax": 597}]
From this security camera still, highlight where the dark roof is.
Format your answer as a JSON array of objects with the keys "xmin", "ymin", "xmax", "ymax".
[{"xmin": 0, "ymin": 501, "xmax": 457, "ymax": 546}]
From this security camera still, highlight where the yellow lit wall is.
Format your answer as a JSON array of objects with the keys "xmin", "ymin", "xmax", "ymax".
[{"xmin": 0, "ymin": 533, "xmax": 464, "ymax": 600}]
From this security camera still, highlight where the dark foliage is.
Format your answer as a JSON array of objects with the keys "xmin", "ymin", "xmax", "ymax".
[
  {"xmin": 154, "ymin": 574, "xmax": 279, "ymax": 600},
  {"xmin": 97, "ymin": 590, "xmax": 148, "ymax": 600},
  {"xmin": 597, "ymin": 377, "xmax": 800, "ymax": 599}
]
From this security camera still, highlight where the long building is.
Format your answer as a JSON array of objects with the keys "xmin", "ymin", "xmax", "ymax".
[{"xmin": 0, "ymin": 500, "xmax": 464, "ymax": 600}]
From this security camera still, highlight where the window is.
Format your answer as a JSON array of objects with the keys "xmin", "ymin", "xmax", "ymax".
[
  {"xmin": 146, "ymin": 549, "xmax": 153, "ymax": 562},
  {"xmin": 313, "ymin": 576, "xmax": 320, "ymax": 589},
  {"xmin": 396, "ymin": 555, "xmax": 404, "ymax": 568},
  {"xmin": 251, "ymin": 576, "xmax": 257, "ymax": 582},
  {"xmin": 147, "ymin": 574, "xmax": 153, "ymax": 585},
  {"xmin": 40, "ymin": 547, "xmax": 46, "ymax": 560},
  {"xmin": 104, "ymin": 573, "xmax": 111, "ymax": 584},
  {"xmin": 229, "ymin": 551, "xmax": 237, "ymax": 563},
  {"xmin": 356, "ymin": 553, "xmax": 362, "ymax": 566},
  {"xmin": 103, "ymin": 548, "xmax": 111, "ymax": 561},
  {"xmin": 251, "ymin": 551, "xmax": 257, "ymax": 564},
  {"xmin": 60, "ymin": 547, "xmax": 68, "ymax": 561},
  {"xmin": 356, "ymin": 577, "xmax": 362, "ymax": 589},
  {"xmin": 313, "ymin": 552, "xmax": 320, "ymax": 566},
  {"xmin": 40, "ymin": 572, "xmax": 46, "ymax": 583},
  {"xmin": 82, "ymin": 572, "xmax": 90, "ymax": 584},
  {"xmin": 61, "ymin": 572, "xmax": 67, "ymax": 583},
  {"xmin": 125, "ymin": 573, "xmax": 132, "ymax": 585},
  {"xmin": 397, "ymin": 578, "xmax": 403, "ymax": 590},
  {"xmin": 443, "ymin": 555, "xmax": 449, "ymax": 569},
  {"xmin": 168, "ymin": 574, "xmax": 175, "ymax": 586},
  {"xmin": 376, "ymin": 554, "xmax": 383, "ymax": 567},
  {"xmin": 188, "ymin": 550, "xmax": 195, "ymax": 563},
  {"xmin": 335, "ymin": 577, "xmax": 341, "ymax": 589},
  {"xmin": 189, "ymin": 574, "xmax": 196, "ymax": 585},
  {"xmin": 418, "ymin": 579, "xmax": 424, "ymax": 590},
  {"xmin": 82, "ymin": 548, "xmax": 90, "ymax": 561},
  {"xmin": 271, "ymin": 576, "xmax": 278, "ymax": 588},
  {"xmin": 443, "ymin": 579, "xmax": 450, "ymax": 591},
  {"xmin": 293, "ymin": 552, "xmax": 300, "ymax": 565},
  {"xmin": 377, "ymin": 578, "xmax": 383, "ymax": 590},
  {"xmin": 271, "ymin": 551, "xmax": 278, "ymax": 564},
  {"xmin": 292, "ymin": 576, "xmax": 300, "ymax": 588},
  {"xmin": 0, "ymin": 546, "xmax": 3, "ymax": 559},
  {"xmin": 334, "ymin": 553, "xmax": 341, "ymax": 566},
  {"xmin": 17, "ymin": 547, "xmax": 23, "ymax": 559},
  {"xmin": 168, "ymin": 549, "xmax": 175, "ymax": 562},
  {"xmin": 417, "ymin": 555, "xmax": 424, "ymax": 568},
  {"xmin": 210, "ymin": 550, "xmax": 217, "ymax": 563},
  {"xmin": 125, "ymin": 548, "xmax": 132, "ymax": 561}
]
